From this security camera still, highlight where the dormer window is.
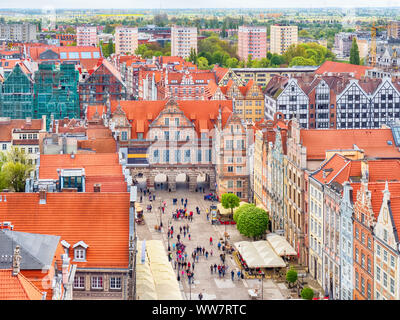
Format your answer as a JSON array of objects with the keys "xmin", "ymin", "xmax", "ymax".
[{"xmin": 73, "ymin": 241, "xmax": 89, "ymax": 262}]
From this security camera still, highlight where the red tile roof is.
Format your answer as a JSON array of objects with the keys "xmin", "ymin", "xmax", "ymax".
[
  {"xmin": 0, "ymin": 119, "xmax": 43, "ymax": 142},
  {"xmin": 300, "ymin": 129, "xmax": 400, "ymax": 160},
  {"xmin": 311, "ymin": 153, "xmax": 350, "ymax": 185},
  {"xmin": 0, "ymin": 269, "xmax": 43, "ymax": 300},
  {"xmin": 0, "ymin": 192, "xmax": 130, "ymax": 269},
  {"xmin": 39, "ymin": 153, "xmax": 126, "ymax": 192},
  {"xmin": 316, "ymin": 61, "xmax": 373, "ymax": 80},
  {"xmin": 213, "ymin": 64, "xmax": 229, "ymax": 83},
  {"xmin": 108, "ymin": 100, "xmax": 233, "ymax": 138},
  {"xmin": 27, "ymin": 46, "xmax": 102, "ymax": 62}
]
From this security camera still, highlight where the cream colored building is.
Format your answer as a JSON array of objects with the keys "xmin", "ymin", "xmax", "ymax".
[
  {"xmin": 115, "ymin": 27, "xmax": 138, "ymax": 55},
  {"xmin": 270, "ymin": 25, "xmax": 298, "ymax": 55},
  {"xmin": 171, "ymin": 25, "xmax": 197, "ymax": 59}
]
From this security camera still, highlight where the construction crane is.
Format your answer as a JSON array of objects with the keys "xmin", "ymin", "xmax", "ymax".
[{"xmin": 370, "ymin": 22, "xmax": 387, "ymax": 67}]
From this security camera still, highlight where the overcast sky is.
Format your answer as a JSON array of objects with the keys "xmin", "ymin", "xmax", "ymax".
[{"xmin": 0, "ymin": 0, "xmax": 399, "ymax": 9}]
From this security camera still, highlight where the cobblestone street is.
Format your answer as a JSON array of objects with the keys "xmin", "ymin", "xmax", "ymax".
[{"xmin": 136, "ymin": 187, "xmax": 294, "ymax": 300}]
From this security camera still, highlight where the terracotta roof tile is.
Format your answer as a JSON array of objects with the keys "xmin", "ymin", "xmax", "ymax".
[
  {"xmin": 0, "ymin": 269, "xmax": 43, "ymax": 300},
  {"xmin": 316, "ymin": 61, "xmax": 372, "ymax": 80},
  {"xmin": 300, "ymin": 129, "xmax": 400, "ymax": 160},
  {"xmin": 0, "ymin": 192, "xmax": 130, "ymax": 269}
]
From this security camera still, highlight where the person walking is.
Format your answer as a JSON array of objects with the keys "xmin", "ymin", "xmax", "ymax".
[
  {"xmin": 174, "ymin": 260, "xmax": 177, "ymax": 269},
  {"xmin": 237, "ymin": 270, "xmax": 241, "ymax": 281},
  {"xmin": 217, "ymin": 242, "xmax": 221, "ymax": 250},
  {"xmin": 214, "ymin": 264, "xmax": 217, "ymax": 273},
  {"xmin": 209, "ymin": 237, "xmax": 213, "ymax": 245},
  {"xmin": 198, "ymin": 292, "xmax": 203, "ymax": 300},
  {"xmin": 192, "ymin": 262, "xmax": 195, "ymax": 271},
  {"xmin": 231, "ymin": 270, "xmax": 235, "ymax": 281},
  {"xmin": 205, "ymin": 251, "xmax": 208, "ymax": 259},
  {"xmin": 196, "ymin": 254, "xmax": 199, "ymax": 263},
  {"xmin": 210, "ymin": 264, "xmax": 213, "ymax": 274},
  {"xmin": 210, "ymin": 249, "xmax": 213, "ymax": 256},
  {"xmin": 188, "ymin": 234, "xmax": 191, "ymax": 241},
  {"xmin": 180, "ymin": 226, "xmax": 183, "ymax": 234},
  {"xmin": 184, "ymin": 230, "xmax": 186, "ymax": 238},
  {"xmin": 181, "ymin": 198, "xmax": 184, "ymax": 205}
]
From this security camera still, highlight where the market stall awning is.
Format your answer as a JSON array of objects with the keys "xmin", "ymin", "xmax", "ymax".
[
  {"xmin": 234, "ymin": 240, "xmax": 286, "ymax": 268},
  {"xmin": 136, "ymin": 240, "xmax": 183, "ymax": 300},
  {"xmin": 266, "ymin": 233, "xmax": 297, "ymax": 256}
]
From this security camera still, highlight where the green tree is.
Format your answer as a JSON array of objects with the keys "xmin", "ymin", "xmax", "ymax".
[
  {"xmin": 246, "ymin": 54, "xmax": 253, "ymax": 67},
  {"xmin": 226, "ymin": 57, "xmax": 239, "ymax": 68},
  {"xmin": 289, "ymin": 56, "xmax": 317, "ymax": 67},
  {"xmin": 135, "ymin": 44, "xmax": 148, "ymax": 56},
  {"xmin": 286, "ymin": 268, "xmax": 298, "ymax": 288},
  {"xmin": 189, "ymin": 48, "xmax": 198, "ymax": 64},
  {"xmin": 221, "ymin": 193, "xmax": 240, "ymax": 217},
  {"xmin": 197, "ymin": 57, "xmax": 210, "ymax": 70},
  {"xmin": 301, "ymin": 287, "xmax": 314, "ymax": 300},
  {"xmin": 236, "ymin": 205, "xmax": 269, "ymax": 239},
  {"xmin": 350, "ymin": 37, "xmax": 360, "ymax": 65},
  {"xmin": 233, "ymin": 203, "xmax": 254, "ymax": 222},
  {"xmin": 65, "ymin": 26, "xmax": 76, "ymax": 34},
  {"xmin": 0, "ymin": 147, "xmax": 33, "ymax": 192},
  {"xmin": 106, "ymin": 39, "xmax": 114, "ymax": 57}
]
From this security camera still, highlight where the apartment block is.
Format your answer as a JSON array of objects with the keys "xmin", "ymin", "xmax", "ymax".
[
  {"xmin": 76, "ymin": 26, "xmax": 97, "ymax": 47},
  {"xmin": 115, "ymin": 27, "xmax": 138, "ymax": 55},
  {"xmin": 0, "ymin": 23, "xmax": 37, "ymax": 42},
  {"xmin": 171, "ymin": 25, "xmax": 197, "ymax": 59},
  {"xmin": 238, "ymin": 26, "xmax": 267, "ymax": 61},
  {"xmin": 270, "ymin": 25, "xmax": 298, "ymax": 55},
  {"xmin": 388, "ymin": 20, "xmax": 400, "ymax": 39}
]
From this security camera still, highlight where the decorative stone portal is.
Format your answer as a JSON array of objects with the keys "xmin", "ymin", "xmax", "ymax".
[{"xmin": 129, "ymin": 165, "xmax": 216, "ymax": 192}]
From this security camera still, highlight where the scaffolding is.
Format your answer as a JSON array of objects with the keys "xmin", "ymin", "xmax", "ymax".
[
  {"xmin": 34, "ymin": 63, "xmax": 80, "ymax": 127},
  {"xmin": 0, "ymin": 63, "xmax": 34, "ymax": 119}
]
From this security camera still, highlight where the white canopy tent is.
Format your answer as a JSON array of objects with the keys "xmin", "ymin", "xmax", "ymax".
[
  {"xmin": 136, "ymin": 240, "xmax": 183, "ymax": 300},
  {"xmin": 234, "ymin": 240, "xmax": 286, "ymax": 268},
  {"xmin": 266, "ymin": 233, "xmax": 297, "ymax": 256}
]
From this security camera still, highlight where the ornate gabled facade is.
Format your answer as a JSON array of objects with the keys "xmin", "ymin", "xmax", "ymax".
[
  {"xmin": 284, "ymin": 118, "xmax": 307, "ymax": 266},
  {"xmin": 215, "ymin": 110, "xmax": 250, "ymax": 201},
  {"xmin": 353, "ymin": 177, "xmax": 375, "ymax": 300},
  {"xmin": 373, "ymin": 182, "xmax": 400, "ymax": 300},
  {"xmin": 267, "ymin": 127, "xmax": 286, "ymax": 233},
  {"xmin": 340, "ymin": 182, "xmax": 356, "ymax": 300}
]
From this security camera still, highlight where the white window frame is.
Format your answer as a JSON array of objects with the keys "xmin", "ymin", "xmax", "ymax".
[
  {"xmin": 110, "ymin": 277, "xmax": 122, "ymax": 290},
  {"xmin": 91, "ymin": 276, "xmax": 103, "ymax": 289},
  {"xmin": 74, "ymin": 275, "xmax": 85, "ymax": 289}
]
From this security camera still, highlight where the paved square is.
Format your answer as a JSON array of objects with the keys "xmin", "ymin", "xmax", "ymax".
[{"xmin": 136, "ymin": 188, "xmax": 292, "ymax": 300}]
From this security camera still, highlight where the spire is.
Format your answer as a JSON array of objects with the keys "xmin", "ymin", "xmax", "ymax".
[{"xmin": 383, "ymin": 180, "xmax": 391, "ymax": 202}]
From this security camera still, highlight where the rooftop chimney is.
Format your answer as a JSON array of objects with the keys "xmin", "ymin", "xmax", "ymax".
[
  {"xmin": 12, "ymin": 245, "xmax": 21, "ymax": 276},
  {"xmin": 39, "ymin": 189, "xmax": 46, "ymax": 204},
  {"xmin": 94, "ymin": 184, "xmax": 101, "ymax": 192}
]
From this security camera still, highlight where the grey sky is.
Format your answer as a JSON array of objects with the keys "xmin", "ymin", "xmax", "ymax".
[{"xmin": 0, "ymin": 0, "xmax": 398, "ymax": 9}]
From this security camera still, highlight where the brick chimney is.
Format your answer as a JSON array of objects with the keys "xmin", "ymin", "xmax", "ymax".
[
  {"xmin": 12, "ymin": 245, "xmax": 21, "ymax": 276},
  {"xmin": 39, "ymin": 189, "xmax": 46, "ymax": 204},
  {"xmin": 94, "ymin": 184, "xmax": 101, "ymax": 192}
]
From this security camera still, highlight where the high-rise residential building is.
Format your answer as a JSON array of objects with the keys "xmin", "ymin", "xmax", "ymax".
[
  {"xmin": 171, "ymin": 25, "xmax": 197, "ymax": 59},
  {"xmin": 237, "ymin": 26, "xmax": 267, "ymax": 61},
  {"xmin": 76, "ymin": 26, "xmax": 97, "ymax": 47},
  {"xmin": 388, "ymin": 20, "xmax": 400, "ymax": 39},
  {"xmin": 270, "ymin": 25, "xmax": 298, "ymax": 55},
  {"xmin": 0, "ymin": 23, "xmax": 37, "ymax": 42},
  {"xmin": 115, "ymin": 27, "xmax": 138, "ymax": 55}
]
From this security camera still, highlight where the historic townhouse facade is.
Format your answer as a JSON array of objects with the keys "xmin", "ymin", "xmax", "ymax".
[
  {"xmin": 264, "ymin": 77, "xmax": 309, "ymax": 128},
  {"xmin": 266, "ymin": 74, "xmax": 400, "ymax": 130},
  {"xmin": 284, "ymin": 119, "xmax": 307, "ymax": 265},
  {"xmin": 353, "ymin": 178, "xmax": 375, "ymax": 300},
  {"xmin": 340, "ymin": 182, "xmax": 356, "ymax": 300},
  {"xmin": 267, "ymin": 129, "xmax": 286, "ymax": 233},
  {"xmin": 373, "ymin": 182, "xmax": 400, "ymax": 300},
  {"xmin": 308, "ymin": 175, "xmax": 324, "ymax": 286},
  {"xmin": 215, "ymin": 112, "xmax": 250, "ymax": 201}
]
